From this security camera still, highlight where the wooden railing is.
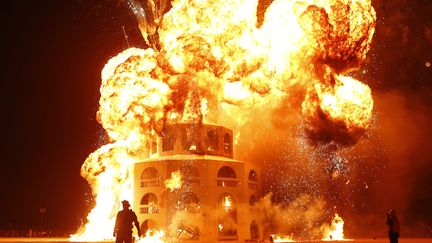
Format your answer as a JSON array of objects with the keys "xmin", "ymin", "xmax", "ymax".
[
  {"xmin": 140, "ymin": 179, "xmax": 160, "ymax": 188},
  {"xmin": 216, "ymin": 178, "xmax": 238, "ymax": 187},
  {"xmin": 140, "ymin": 206, "xmax": 159, "ymax": 214}
]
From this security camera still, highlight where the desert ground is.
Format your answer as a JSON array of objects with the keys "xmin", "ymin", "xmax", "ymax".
[{"xmin": 0, "ymin": 238, "xmax": 432, "ymax": 243}]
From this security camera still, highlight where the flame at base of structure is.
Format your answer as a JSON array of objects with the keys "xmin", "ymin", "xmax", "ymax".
[
  {"xmin": 322, "ymin": 213, "xmax": 350, "ymax": 241},
  {"xmin": 137, "ymin": 230, "xmax": 166, "ymax": 243},
  {"xmin": 272, "ymin": 234, "xmax": 296, "ymax": 242}
]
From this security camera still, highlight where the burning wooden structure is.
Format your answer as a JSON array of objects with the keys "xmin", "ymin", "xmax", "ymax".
[{"xmin": 133, "ymin": 123, "xmax": 262, "ymax": 241}]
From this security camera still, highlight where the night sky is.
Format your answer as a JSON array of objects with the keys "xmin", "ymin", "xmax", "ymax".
[{"xmin": 1, "ymin": 0, "xmax": 432, "ymax": 235}]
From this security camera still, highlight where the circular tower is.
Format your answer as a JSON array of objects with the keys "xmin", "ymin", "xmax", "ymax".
[{"xmin": 133, "ymin": 123, "xmax": 262, "ymax": 242}]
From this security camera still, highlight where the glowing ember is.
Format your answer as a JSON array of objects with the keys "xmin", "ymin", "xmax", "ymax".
[
  {"xmin": 164, "ymin": 170, "xmax": 182, "ymax": 191},
  {"xmin": 73, "ymin": 0, "xmax": 376, "ymax": 240},
  {"xmin": 322, "ymin": 213, "xmax": 346, "ymax": 241}
]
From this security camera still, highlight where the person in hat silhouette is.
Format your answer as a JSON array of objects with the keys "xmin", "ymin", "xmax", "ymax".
[
  {"xmin": 113, "ymin": 200, "xmax": 141, "ymax": 243},
  {"xmin": 386, "ymin": 209, "xmax": 400, "ymax": 243}
]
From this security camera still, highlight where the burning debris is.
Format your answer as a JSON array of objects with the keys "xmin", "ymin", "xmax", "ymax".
[
  {"xmin": 73, "ymin": 0, "xmax": 377, "ymax": 241},
  {"xmin": 128, "ymin": 0, "xmax": 168, "ymax": 50}
]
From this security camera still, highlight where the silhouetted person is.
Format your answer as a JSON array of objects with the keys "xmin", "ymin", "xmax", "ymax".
[
  {"xmin": 386, "ymin": 209, "xmax": 400, "ymax": 243},
  {"xmin": 114, "ymin": 200, "xmax": 141, "ymax": 243}
]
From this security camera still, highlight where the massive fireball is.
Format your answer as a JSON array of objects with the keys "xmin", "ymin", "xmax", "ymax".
[
  {"xmin": 73, "ymin": 0, "xmax": 376, "ymax": 240},
  {"xmin": 302, "ymin": 74, "xmax": 373, "ymax": 146}
]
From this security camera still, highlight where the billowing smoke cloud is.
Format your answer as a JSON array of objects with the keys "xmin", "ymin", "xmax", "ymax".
[
  {"xmin": 163, "ymin": 193, "xmax": 331, "ymax": 241},
  {"xmin": 253, "ymin": 194, "xmax": 328, "ymax": 239}
]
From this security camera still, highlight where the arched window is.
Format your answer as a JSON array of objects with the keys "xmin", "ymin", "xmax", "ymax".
[
  {"xmin": 223, "ymin": 133, "xmax": 232, "ymax": 153},
  {"xmin": 249, "ymin": 195, "xmax": 257, "ymax": 206},
  {"xmin": 217, "ymin": 166, "xmax": 237, "ymax": 187},
  {"xmin": 140, "ymin": 193, "xmax": 159, "ymax": 214},
  {"xmin": 175, "ymin": 192, "xmax": 200, "ymax": 212},
  {"xmin": 180, "ymin": 165, "xmax": 200, "ymax": 178},
  {"xmin": 218, "ymin": 193, "xmax": 237, "ymax": 239},
  {"xmin": 141, "ymin": 193, "xmax": 158, "ymax": 205},
  {"xmin": 141, "ymin": 219, "xmax": 157, "ymax": 236},
  {"xmin": 248, "ymin": 170, "xmax": 258, "ymax": 182},
  {"xmin": 141, "ymin": 167, "xmax": 159, "ymax": 187},
  {"xmin": 205, "ymin": 129, "xmax": 218, "ymax": 151},
  {"xmin": 217, "ymin": 166, "xmax": 236, "ymax": 178},
  {"xmin": 141, "ymin": 167, "xmax": 159, "ymax": 180},
  {"xmin": 180, "ymin": 165, "xmax": 200, "ymax": 186}
]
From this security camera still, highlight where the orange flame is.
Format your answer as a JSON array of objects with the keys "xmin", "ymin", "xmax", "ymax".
[
  {"xmin": 322, "ymin": 213, "xmax": 346, "ymax": 241},
  {"xmin": 224, "ymin": 196, "xmax": 232, "ymax": 210},
  {"xmin": 137, "ymin": 229, "xmax": 165, "ymax": 243},
  {"xmin": 73, "ymin": 0, "xmax": 376, "ymax": 240},
  {"xmin": 302, "ymin": 75, "xmax": 374, "ymax": 145},
  {"xmin": 272, "ymin": 234, "xmax": 296, "ymax": 242},
  {"xmin": 164, "ymin": 170, "xmax": 182, "ymax": 191}
]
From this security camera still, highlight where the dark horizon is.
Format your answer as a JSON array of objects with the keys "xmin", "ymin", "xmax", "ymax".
[{"xmin": 1, "ymin": 0, "xmax": 431, "ymax": 238}]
